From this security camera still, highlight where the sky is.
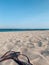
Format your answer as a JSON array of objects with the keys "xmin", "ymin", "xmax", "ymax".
[{"xmin": 0, "ymin": 0, "xmax": 49, "ymax": 29}]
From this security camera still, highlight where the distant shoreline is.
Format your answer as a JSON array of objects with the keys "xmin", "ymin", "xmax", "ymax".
[{"xmin": 0, "ymin": 29, "xmax": 49, "ymax": 32}]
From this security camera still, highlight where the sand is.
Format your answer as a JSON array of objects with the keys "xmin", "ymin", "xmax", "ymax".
[{"xmin": 0, "ymin": 31, "xmax": 49, "ymax": 65}]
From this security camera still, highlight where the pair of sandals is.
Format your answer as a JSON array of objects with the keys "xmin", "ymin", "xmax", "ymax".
[{"xmin": 0, "ymin": 51, "xmax": 33, "ymax": 65}]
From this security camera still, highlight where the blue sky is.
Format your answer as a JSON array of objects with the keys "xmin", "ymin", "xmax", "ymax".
[{"xmin": 0, "ymin": 0, "xmax": 49, "ymax": 28}]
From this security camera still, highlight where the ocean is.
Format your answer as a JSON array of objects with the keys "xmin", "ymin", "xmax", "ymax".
[{"xmin": 0, "ymin": 29, "xmax": 49, "ymax": 32}]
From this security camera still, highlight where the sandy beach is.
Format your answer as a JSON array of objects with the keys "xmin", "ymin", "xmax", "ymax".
[{"xmin": 0, "ymin": 31, "xmax": 49, "ymax": 65}]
